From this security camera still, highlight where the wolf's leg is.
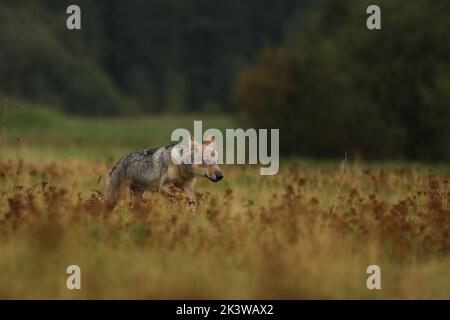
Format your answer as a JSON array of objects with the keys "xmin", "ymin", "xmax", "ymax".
[
  {"xmin": 182, "ymin": 179, "xmax": 198, "ymax": 213},
  {"xmin": 159, "ymin": 180, "xmax": 188, "ymax": 200},
  {"xmin": 182, "ymin": 178, "xmax": 197, "ymax": 203},
  {"xmin": 106, "ymin": 173, "xmax": 126, "ymax": 209},
  {"xmin": 130, "ymin": 184, "xmax": 145, "ymax": 204},
  {"xmin": 159, "ymin": 183, "xmax": 179, "ymax": 197}
]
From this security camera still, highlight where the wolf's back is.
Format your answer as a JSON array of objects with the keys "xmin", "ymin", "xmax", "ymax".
[{"xmin": 105, "ymin": 148, "xmax": 164, "ymax": 207}]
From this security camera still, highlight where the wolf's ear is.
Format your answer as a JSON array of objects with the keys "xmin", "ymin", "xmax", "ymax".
[{"xmin": 205, "ymin": 135, "xmax": 215, "ymax": 145}]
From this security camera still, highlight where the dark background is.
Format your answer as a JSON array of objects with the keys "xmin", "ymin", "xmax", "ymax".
[{"xmin": 1, "ymin": 0, "xmax": 449, "ymax": 160}]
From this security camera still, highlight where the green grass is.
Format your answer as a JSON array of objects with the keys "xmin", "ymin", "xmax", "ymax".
[{"xmin": 1, "ymin": 104, "xmax": 235, "ymax": 161}]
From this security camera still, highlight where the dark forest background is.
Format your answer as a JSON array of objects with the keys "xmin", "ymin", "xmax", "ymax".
[
  {"xmin": 1, "ymin": 0, "xmax": 450, "ymax": 160},
  {"xmin": 0, "ymin": 0, "xmax": 310, "ymax": 114}
]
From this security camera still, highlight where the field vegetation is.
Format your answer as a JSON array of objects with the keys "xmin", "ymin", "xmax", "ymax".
[{"xmin": 1, "ymin": 106, "xmax": 449, "ymax": 299}]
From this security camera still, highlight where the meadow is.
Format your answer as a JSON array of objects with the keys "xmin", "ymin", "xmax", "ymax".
[{"xmin": 0, "ymin": 105, "xmax": 450, "ymax": 299}]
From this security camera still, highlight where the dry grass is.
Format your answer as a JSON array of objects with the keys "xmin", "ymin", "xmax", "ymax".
[{"xmin": 0, "ymin": 157, "xmax": 449, "ymax": 299}]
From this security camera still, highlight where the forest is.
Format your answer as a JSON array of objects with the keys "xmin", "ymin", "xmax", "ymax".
[{"xmin": 0, "ymin": 0, "xmax": 309, "ymax": 114}]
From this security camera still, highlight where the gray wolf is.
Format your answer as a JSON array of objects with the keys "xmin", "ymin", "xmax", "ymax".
[{"xmin": 105, "ymin": 136, "xmax": 223, "ymax": 208}]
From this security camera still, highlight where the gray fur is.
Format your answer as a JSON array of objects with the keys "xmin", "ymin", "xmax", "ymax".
[{"xmin": 105, "ymin": 142, "xmax": 222, "ymax": 208}]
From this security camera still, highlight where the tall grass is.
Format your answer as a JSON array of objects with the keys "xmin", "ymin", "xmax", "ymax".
[
  {"xmin": 0, "ymin": 106, "xmax": 449, "ymax": 299},
  {"xmin": 0, "ymin": 158, "xmax": 449, "ymax": 298}
]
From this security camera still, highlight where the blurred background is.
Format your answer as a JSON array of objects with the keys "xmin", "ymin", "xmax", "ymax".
[{"xmin": 0, "ymin": 0, "xmax": 449, "ymax": 161}]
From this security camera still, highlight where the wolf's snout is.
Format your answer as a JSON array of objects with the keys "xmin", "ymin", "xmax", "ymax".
[{"xmin": 214, "ymin": 171, "xmax": 223, "ymax": 182}]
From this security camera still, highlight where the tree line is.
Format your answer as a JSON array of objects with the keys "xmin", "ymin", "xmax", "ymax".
[
  {"xmin": 235, "ymin": 0, "xmax": 450, "ymax": 161},
  {"xmin": 0, "ymin": 0, "xmax": 310, "ymax": 115}
]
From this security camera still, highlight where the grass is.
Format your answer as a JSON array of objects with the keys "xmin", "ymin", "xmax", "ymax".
[
  {"xmin": 0, "ymin": 105, "xmax": 449, "ymax": 299},
  {"xmin": 1, "ymin": 104, "xmax": 234, "ymax": 161}
]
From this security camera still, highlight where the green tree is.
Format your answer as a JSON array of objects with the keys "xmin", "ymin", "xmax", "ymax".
[{"xmin": 235, "ymin": 0, "xmax": 450, "ymax": 161}]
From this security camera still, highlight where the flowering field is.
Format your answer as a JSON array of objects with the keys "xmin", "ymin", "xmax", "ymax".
[{"xmin": 0, "ymin": 108, "xmax": 449, "ymax": 299}]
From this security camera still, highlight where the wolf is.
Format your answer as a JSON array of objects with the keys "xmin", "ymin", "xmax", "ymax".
[{"xmin": 105, "ymin": 136, "xmax": 223, "ymax": 208}]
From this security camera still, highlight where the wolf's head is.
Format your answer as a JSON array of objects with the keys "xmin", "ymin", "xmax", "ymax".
[{"xmin": 191, "ymin": 136, "xmax": 223, "ymax": 182}]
